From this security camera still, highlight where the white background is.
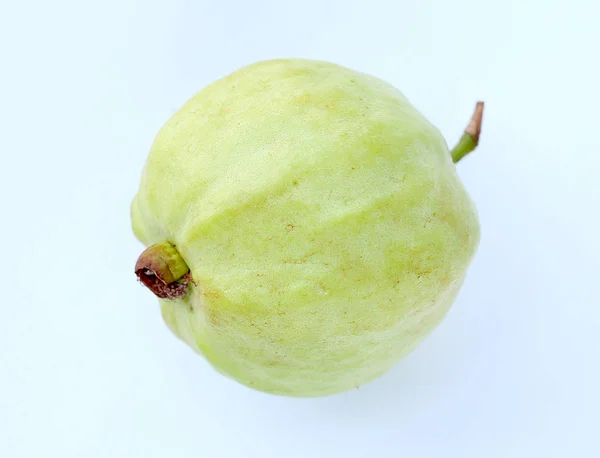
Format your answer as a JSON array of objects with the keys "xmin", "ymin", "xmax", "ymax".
[{"xmin": 1, "ymin": 1, "xmax": 599, "ymax": 457}]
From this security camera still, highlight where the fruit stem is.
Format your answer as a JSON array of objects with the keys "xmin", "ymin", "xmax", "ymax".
[
  {"xmin": 135, "ymin": 242, "xmax": 191, "ymax": 299},
  {"xmin": 450, "ymin": 101, "xmax": 484, "ymax": 163}
]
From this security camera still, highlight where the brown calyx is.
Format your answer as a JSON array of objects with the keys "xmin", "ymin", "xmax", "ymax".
[
  {"xmin": 135, "ymin": 268, "xmax": 192, "ymax": 299},
  {"xmin": 134, "ymin": 242, "xmax": 192, "ymax": 299}
]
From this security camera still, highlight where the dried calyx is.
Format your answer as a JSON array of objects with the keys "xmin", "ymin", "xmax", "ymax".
[{"xmin": 135, "ymin": 242, "xmax": 191, "ymax": 299}]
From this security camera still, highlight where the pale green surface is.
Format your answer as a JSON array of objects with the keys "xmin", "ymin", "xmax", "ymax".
[{"xmin": 131, "ymin": 59, "xmax": 480, "ymax": 397}]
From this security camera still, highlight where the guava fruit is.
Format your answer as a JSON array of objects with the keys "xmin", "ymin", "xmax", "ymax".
[{"xmin": 131, "ymin": 58, "xmax": 483, "ymax": 397}]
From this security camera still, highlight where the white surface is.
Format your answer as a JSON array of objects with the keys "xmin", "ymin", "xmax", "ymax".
[{"xmin": 1, "ymin": 1, "xmax": 599, "ymax": 457}]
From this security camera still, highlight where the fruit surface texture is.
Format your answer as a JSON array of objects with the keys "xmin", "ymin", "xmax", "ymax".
[{"xmin": 131, "ymin": 58, "xmax": 481, "ymax": 397}]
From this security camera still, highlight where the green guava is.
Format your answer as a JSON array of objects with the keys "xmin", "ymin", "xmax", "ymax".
[{"xmin": 131, "ymin": 58, "xmax": 482, "ymax": 397}]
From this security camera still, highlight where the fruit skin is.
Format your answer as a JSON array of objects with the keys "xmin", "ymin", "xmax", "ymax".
[{"xmin": 131, "ymin": 58, "xmax": 480, "ymax": 397}]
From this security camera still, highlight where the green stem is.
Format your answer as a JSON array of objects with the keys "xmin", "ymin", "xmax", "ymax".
[{"xmin": 450, "ymin": 101, "xmax": 484, "ymax": 163}]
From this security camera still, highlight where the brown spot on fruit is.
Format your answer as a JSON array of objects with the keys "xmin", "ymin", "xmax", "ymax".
[{"xmin": 202, "ymin": 290, "xmax": 221, "ymax": 299}]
